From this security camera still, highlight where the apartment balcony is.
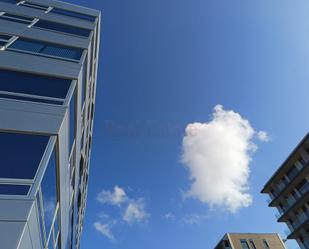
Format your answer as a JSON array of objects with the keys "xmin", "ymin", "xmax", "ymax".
[
  {"xmin": 287, "ymin": 213, "xmax": 309, "ymax": 239},
  {"xmin": 268, "ymin": 160, "xmax": 309, "ymax": 207},
  {"xmin": 277, "ymin": 190, "xmax": 309, "ymax": 222}
]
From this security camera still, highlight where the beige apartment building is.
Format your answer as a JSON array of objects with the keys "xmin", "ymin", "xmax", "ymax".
[
  {"xmin": 214, "ymin": 233, "xmax": 286, "ymax": 249},
  {"xmin": 261, "ymin": 133, "xmax": 309, "ymax": 249}
]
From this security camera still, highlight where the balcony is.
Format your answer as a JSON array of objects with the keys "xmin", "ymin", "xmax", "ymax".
[
  {"xmin": 286, "ymin": 213, "xmax": 309, "ymax": 239},
  {"xmin": 268, "ymin": 161, "xmax": 309, "ymax": 207}
]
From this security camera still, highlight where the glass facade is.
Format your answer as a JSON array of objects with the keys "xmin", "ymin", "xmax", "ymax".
[
  {"xmin": 35, "ymin": 20, "xmax": 90, "ymax": 37},
  {"xmin": 9, "ymin": 38, "xmax": 83, "ymax": 61},
  {"xmin": 50, "ymin": 8, "xmax": 96, "ymax": 22},
  {"xmin": 0, "ymin": 131, "xmax": 49, "ymax": 179},
  {"xmin": 0, "ymin": 1, "xmax": 100, "ymax": 248}
]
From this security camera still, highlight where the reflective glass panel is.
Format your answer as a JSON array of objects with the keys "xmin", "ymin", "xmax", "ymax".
[
  {"xmin": 0, "ymin": 69, "xmax": 71, "ymax": 99},
  {"xmin": 51, "ymin": 8, "xmax": 96, "ymax": 22},
  {"xmin": 35, "ymin": 20, "xmax": 90, "ymax": 37},
  {"xmin": 41, "ymin": 148, "xmax": 57, "ymax": 238},
  {"xmin": 0, "ymin": 184, "xmax": 30, "ymax": 195},
  {"xmin": 69, "ymin": 89, "xmax": 76, "ymax": 152},
  {"xmin": 10, "ymin": 38, "xmax": 83, "ymax": 60},
  {"xmin": 0, "ymin": 132, "xmax": 49, "ymax": 179}
]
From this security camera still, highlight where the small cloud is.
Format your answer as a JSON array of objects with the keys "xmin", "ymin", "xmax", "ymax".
[
  {"xmin": 162, "ymin": 212, "xmax": 175, "ymax": 221},
  {"xmin": 123, "ymin": 199, "xmax": 149, "ymax": 225},
  {"xmin": 182, "ymin": 213, "xmax": 210, "ymax": 225},
  {"xmin": 97, "ymin": 186, "xmax": 127, "ymax": 206},
  {"xmin": 257, "ymin": 131, "xmax": 270, "ymax": 142},
  {"xmin": 94, "ymin": 221, "xmax": 116, "ymax": 242},
  {"xmin": 182, "ymin": 105, "xmax": 268, "ymax": 213}
]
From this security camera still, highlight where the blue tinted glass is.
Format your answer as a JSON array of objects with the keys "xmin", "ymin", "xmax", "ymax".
[
  {"xmin": 69, "ymin": 90, "xmax": 76, "ymax": 151},
  {"xmin": 35, "ymin": 20, "xmax": 90, "ymax": 37},
  {"xmin": 36, "ymin": 195, "xmax": 45, "ymax": 247},
  {"xmin": 0, "ymin": 69, "xmax": 71, "ymax": 98},
  {"xmin": 10, "ymin": 38, "xmax": 83, "ymax": 60},
  {"xmin": 41, "ymin": 44, "xmax": 82, "ymax": 60},
  {"xmin": 0, "ymin": 0, "xmax": 16, "ymax": 3},
  {"xmin": 0, "ymin": 93, "xmax": 63, "ymax": 105},
  {"xmin": 21, "ymin": 2, "xmax": 48, "ymax": 11},
  {"xmin": 51, "ymin": 8, "xmax": 96, "ymax": 22},
  {"xmin": 10, "ymin": 39, "xmax": 44, "ymax": 53},
  {"xmin": 4, "ymin": 13, "xmax": 33, "ymax": 21},
  {"xmin": 82, "ymin": 62, "xmax": 87, "ymax": 107},
  {"xmin": 41, "ymin": 148, "xmax": 57, "ymax": 238},
  {"xmin": 0, "ymin": 34, "xmax": 11, "ymax": 40},
  {"xmin": 0, "ymin": 15, "xmax": 31, "ymax": 25},
  {"xmin": 0, "ymin": 184, "xmax": 30, "ymax": 195},
  {"xmin": 0, "ymin": 132, "xmax": 49, "ymax": 179}
]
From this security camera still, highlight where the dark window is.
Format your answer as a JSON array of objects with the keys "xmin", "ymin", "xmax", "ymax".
[
  {"xmin": 50, "ymin": 7, "xmax": 96, "ymax": 22},
  {"xmin": 69, "ymin": 89, "xmax": 76, "ymax": 152},
  {"xmin": 9, "ymin": 38, "xmax": 83, "ymax": 61},
  {"xmin": 286, "ymin": 166, "xmax": 298, "ymax": 180},
  {"xmin": 34, "ymin": 19, "xmax": 90, "ymax": 37},
  {"xmin": 0, "ymin": 0, "xmax": 16, "ymax": 3},
  {"xmin": 0, "ymin": 93, "xmax": 63, "ymax": 105},
  {"xmin": 0, "ymin": 132, "xmax": 49, "ymax": 179},
  {"xmin": 41, "ymin": 148, "xmax": 57, "ymax": 237},
  {"xmin": 263, "ymin": 239, "xmax": 270, "ymax": 249},
  {"xmin": 240, "ymin": 240, "xmax": 250, "ymax": 249},
  {"xmin": 20, "ymin": 1, "xmax": 49, "ymax": 11},
  {"xmin": 0, "ymin": 69, "xmax": 71, "ymax": 99},
  {"xmin": 249, "ymin": 240, "xmax": 256, "ymax": 249},
  {"xmin": 297, "ymin": 180, "xmax": 309, "ymax": 195},
  {"xmin": 0, "ymin": 184, "xmax": 30, "ymax": 195},
  {"xmin": 0, "ymin": 13, "xmax": 33, "ymax": 24}
]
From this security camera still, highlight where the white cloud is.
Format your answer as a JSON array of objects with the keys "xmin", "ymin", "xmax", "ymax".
[
  {"xmin": 94, "ymin": 222, "xmax": 115, "ymax": 241},
  {"xmin": 182, "ymin": 105, "xmax": 268, "ymax": 213},
  {"xmin": 257, "ymin": 131, "xmax": 270, "ymax": 142},
  {"xmin": 123, "ymin": 199, "xmax": 149, "ymax": 225},
  {"xmin": 182, "ymin": 213, "xmax": 210, "ymax": 225},
  {"xmin": 162, "ymin": 212, "xmax": 175, "ymax": 221},
  {"xmin": 96, "ymin": 186, "xmax": 127, "ymax": 206}
]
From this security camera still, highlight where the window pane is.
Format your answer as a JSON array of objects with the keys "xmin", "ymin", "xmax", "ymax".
[
  {"xmin": 69, "ymin": 89, "xmax": 76, "ymax": 151},
  {"xmin": 0, "ymin": 34, "xmax": 12, "ymax": 40},
  {"xmin": 0, "ymin": 0, "xmax": 17, "ymax": 3},
  {"xmin": 36, "ymin": 194, "xmax": 46, "ymax": 248},
  {"xmin": 0, "ymin": 13, "xmax": 33, "ymax": 24},
  {"xmin": 0, "ymin": 93, "xmax": 63, "ymax": 105},
  {"xmin": 240, "ymin": 240, "xmax": 250, "ymax": 249},
  {"xmin": 263, "ymin": 240, "xmax": 270, "ymax": 249},
  {"xmin": 0, "ymin": 184, "xmax": 30, "ymax": 195},
  {"xmin": 10, "ymin": 38, "xmax": 44, "ymax": 53},
  {"xmin": 51, "ymin": 8, "xmax": 96, "ymax": 22},
  {"xmin": 20, "ymin": 2, "xmax": 48, "ymax": 11},
  {"xmin": 35, "ymin": 20, "xmax": 90, "ymax": 37},
  {"xmin": 249, "ymin": 240, "xmax": 257, "ymax": 249},
  {"xmin": 41, "ymin": 148, "xmax": 57, "ymax": 237},
  {"xmin": 0, "ymin": 132, "xmax": 49, "ymax": 179},
  {"xmin": 0, "ymin": 69, "xmax": 71, "ymax": 99},
  {"xmin": 10, "ymin": 38, "xmax": 83, "ymax": 60}
]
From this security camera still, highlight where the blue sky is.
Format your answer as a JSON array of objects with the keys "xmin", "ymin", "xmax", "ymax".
[{"xmin": 70, "ymin": 0, "xmax": 308, "ymax": 248}]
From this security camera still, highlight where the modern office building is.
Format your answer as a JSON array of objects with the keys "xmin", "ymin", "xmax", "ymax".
[
  {"xmin": 0, "ymin": 0, "xmax": 100, "ymax": 248},
  {"xmin": 261, "ymin": 133, "xmax": 309, "ymax": 249},
  {"xmin": 214, "ymin": 233, "xmax": 286, "ymax": 249}
]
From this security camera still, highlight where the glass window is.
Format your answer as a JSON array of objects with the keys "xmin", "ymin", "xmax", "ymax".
[
  {"xmin": 0, "ymin": 13, "xmax": 34, "ymax": 24},
  {"xmin": 249, "ymin": 240, "xmax": 256, "ymax": 249},
  {"xmin": 0, "ymin": 184, "xmax": 30, "ymax": 195},
  {"xmin": 0, "ymin": 0, "xmax": 17, "ymax": 3},
  {"xmin": 0, "ymin": 69, "xmax": 71, "ymax": 99},
  {"xmin": 19, "ymin": 1, "xmax": 49, "ymax": 11},
  {"xmin": 263, "ymin": 239, "xmax": 270, "ymax": 249},
  {"xmin": 0, "ymin": 132, "xmax": 49, "ymax": 179},
  {"xmin": 34, "ymin": 19, "xmax": 90, "ymax": 37},
  {"xmin": 50, "ymin": 7, "xmax": 96, "ymax": 22},
  {"xmin": 240, "ymin": 240, "xmax": 250, "ymax": 249},
  {"xmin": 41, "ymin": 148, "xmax": 57, "ymax": 238},
  {"xmin": 9, "ymin": 38, "xmax": 83, "ymax": 61},
  {"xmin": 81, "ymin": 58, "xmax": 87, "ymax": 108},
  {"xmin": 36, "ymin": 194, "xmax": 46, "ymax": 248},
  {"xmin": 69, "ymin": 89, "xmax": 76, "ymax": 152}
]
